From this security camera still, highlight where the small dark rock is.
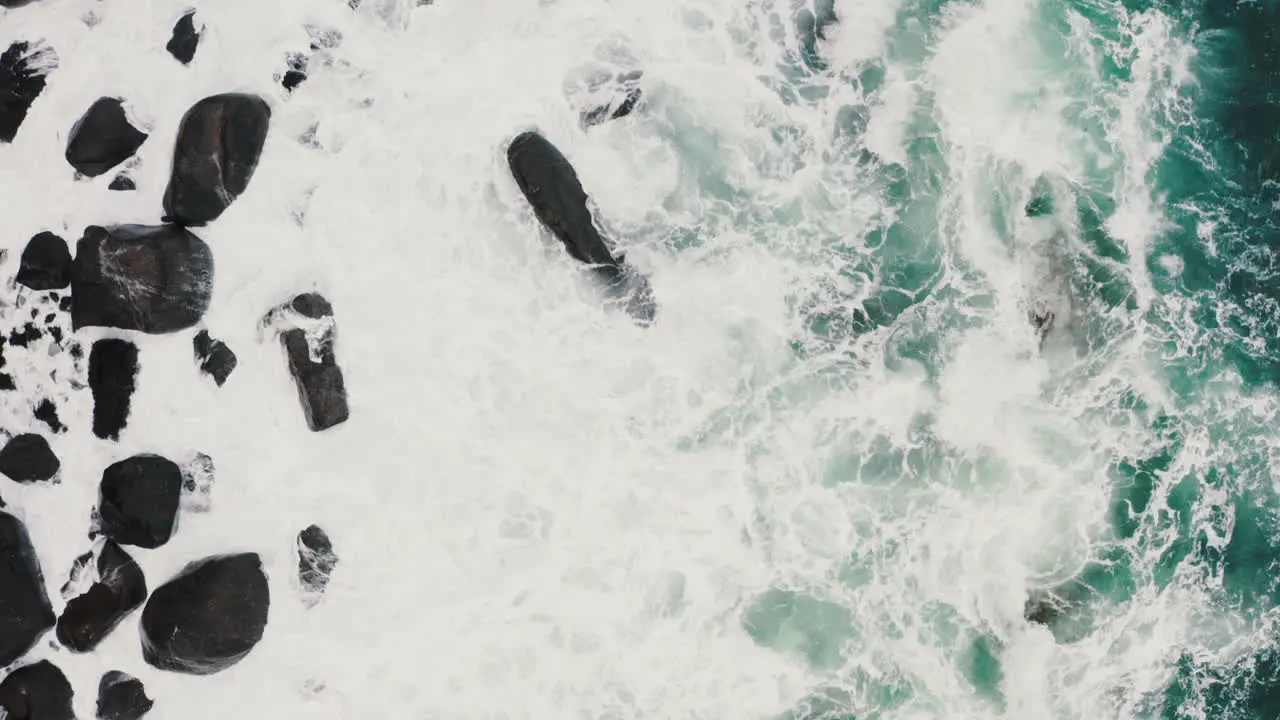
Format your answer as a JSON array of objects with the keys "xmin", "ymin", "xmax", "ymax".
[
  {"xmin": 15, "ymin": 232, "xmax": 71, "ymax": 290},
  {"xmin": 298, "ymin": 524, "xmax": 337, "ymax": 603},
  {"xmin": 165, "ymin": 10, "xmax": 201, "ymax": 65},
  {"xmin": 0, "ymin": 511, "xmax": 56, "ymax": 666},
  {"xmin": 140, "ymin": 552, "xmax": 270, "ymax": 675},
  {"xmin": 97, "ymin": 454, "xmax": 182, "ymax": 549},
  {"xmin": 282, "ymin": 53, "xmax": 307, "ymax": 92},
  {"xmin": 162, "ymin": 93, "xmax": 272, "ymax": 227},
  {"xmin": 193, "ymin": 330, "xmax": 236, "ymax": 387},
  {"xmin": 9, "ymin": 322, "xmax": 42, "ymax": 348},
  {"xmin": 0, "ymin": 375, "xmax": 12, "ymax": 391},
  {"xmin": 97, "ymin": 671, "xmax": 153, "ymax": 720},
  {"xmin": 57, "ymin": 539, "xmax": 148, "ymax": 652},
  {"xmin": 0, "ymin": 660, "xmax": 74, "ymax": 720},
  {"xmin": 291, "ymin": 292, "xmax": 333, "ymax": 319},
  {"xmin": 88, "ymin": 338, "xmax": 138, "ymax": 441},
  {"xmin": 0, "ymin": 433, "xmax": 59, "ymax": 483},
  {"xmin": 266, "ymin": 294, "xmax": 348, "ymax": 431},
  {"xmin": 0, "ymin": 40, "xmax": 56, "ymax": 144},
  {"xmin": 58, "ymin": 296, "xmax": 72, "ymax": 312},
  {"xmin": 64, "ymin": 97, "xmax": 149, "ymax": 178},
  {"xmin": 108, "ymin": 174, "xmax": 135, "ymax": 191},
  {"xmin": 33, "ymin": 399, "xmax": 64, "ymax": 434},
  {"xmin": 48, "ymin": 326, "xmax": 62, "ymax": 345},
  {"xmin": 71, "ymin": 223, "xmax": 214, "ymax": 334}
]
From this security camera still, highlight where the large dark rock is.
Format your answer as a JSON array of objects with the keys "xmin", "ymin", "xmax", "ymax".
[
  {"xmin": 89, "ymin": 338, "xmax": 138, "ymax": 441},
  {"xmin": 266, "ymin": 294, "xmax": 349, "ymax": 432},
  {"xmin": 16, "ymin": 232, "xmax": 71, "ymax": 291},
  {"xmin": 165, "ymin": 10, "xmax": 201, "ymax": 65},
  {"xmin": 0, "ymin": 41, "xmax": 56, "ymax": 144},
  {"xmin": 65, "ymin": 97, "xmax": 149, "ymax": 178},
  {"xmin": 97, "ymin": 454, "xmax": 182, "ymax": 549},
  {"xmin": 140, "ymin": 553, "xmax": 270, "ymax": 675},
  {"xmin": 0, "ymin": 512, "xmax": 56, "ymax": 666},
  {"xmin": 97, "ymin": 671, "xmax": 153, "ymax": 720},
  {"xmin": 162, "ymin": 93, "xmax": 271, "ymax": 226},
  {"xmin": 193, "ymin": 330, "xmax": 236, "ymax": 386},
  {"xmin": 71, "ymin": 224, "xmax": 214, "ymax": 334},
  {"xmin": 0, "ymin": 660, "xmax": 74, "ymax": 720},
  {"xmin": 57, "ymin": 540, "xmax": 147, "ymax": 652},
  {"xmin": 297, "ymin": 524, "xmax": 337, "ymax": 604},
  {"xmin": 0, "ymin": 433, "xmax": 59, "ymax": 483}
]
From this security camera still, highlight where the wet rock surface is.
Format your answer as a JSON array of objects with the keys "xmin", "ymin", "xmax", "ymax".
[
  {"xmin": 140, "ymin": 552, "xmax": 270, "ymax": 675},
  {"xmin": 71, "ymin": 223, "xmax": 214, "ymax": 334},
  {"xmin": 97, "ymin": 454, "xmax": 182, "ymax": 549},
  {"xmin": 0, "ymin": 41, "xmax": 56, "ymax": 144},
  {"xmin": 16, "ymin": 232, "xmax": 71, "ymax": 291},
  {"xmin": 165, "ymin": 10, "xmax": 201, "ymax": 65},
  {"xmin": 0, "ymin": 433, "xmax": 59, "ymax": 483},
  {"xmin": 97, "ymin": 671, "xmax": 153, "ymax": 720},
  {"xmin": 0, "ymin": 660, "xmax": 74, "ymax": 720},
  {"xmin": 298, "ymin": 524, "xmax": 338, "ymax": 603},
  {"xmin": 264, "ymin": 293, "xmax": 349, "ymax": 431},
  {"xmin": 64, "ymin": 97, "xmax": 149, "ymax": 178},
  {"xmin": 89, "ymin": 338, "xmax": 138, "ymax": 441},
  {"xmin": 193, "ymin": 330, "xmax": 236, "ymax": 386},
  {"xmin": 57, "ymin": 539, "xmax": 147, "ymax": 652},
  {"xmin": 162, "ymin": 93, "xmax": 271, "ymax": 226},
  {"xmin": 0, "ymin": 511, "xmax": 56, "ymax": 666}
]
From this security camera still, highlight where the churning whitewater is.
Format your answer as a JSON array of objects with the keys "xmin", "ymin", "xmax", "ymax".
[{"xmin": 1, "ymin": 0, "xmax": 1278, "ymax": 717}]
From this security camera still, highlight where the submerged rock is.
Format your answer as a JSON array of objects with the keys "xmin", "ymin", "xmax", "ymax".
[
  {"xmin": 193, "ymin": 330, "xmax": 236, "ymax": 386},
  {"xmin": 16, "ymin": 232, "xmax": 71, "ymax": 291},
  {"xmin": 281, "ymin": 52, "xmax": 307, "ymax": 92},
  {"xmin": 0, "ymin": 41, "xmax": 56, "ymax": 144},
  {"xmin": 71, "ymin": 223, "xmax": 213, "ymax": 334},
  {"xmin": 57, "ymin": 540, "xmax": 147, "ymax": 652},
  {"xmin": 97, "ymin": 454, "xmax": 182, "ymax": 549},
  {"xmin": 65, "ymin": 97, "xmax": 149, "ymax": 178},
  {"xmin": 0, "ymin": 433, "xmax": 59, "ymax": 483},
  {"xmin": 162, "ymin": 93, "xmax": 271, "ymax": 226},
  {"xmin": 97, "ymin": 671, "xmax": 153, "ymax": 720},
  {"xmin": 178, "ymin": 451, "xmax": 214, "ymax": 513},
  {"xmin": 0, "ymin": 660, "xmax": 74, "ymax": 720},
  {"xmin": 89, "ymin": 338, "xmax": 138, "ymax": 441},
  {"xmin": 297, "ymin": 524, "xmax": 337, "ymax": 604},
  {"xmin": 578, "ymin": 69, "xmax": 643, "ymax": 129},
  {"xmin": 165, "ymin": 10, "xmax": 201, "ymax": 65},
  {"xmin": 140, "ymin": 553, "xmax": 270, "ymax": 675},
  {"xmin": 0, "ymin": 511, "xmax": 56, "ymax": 666},
  {"xmin": 265, "ymin": 293, "xmax": 349, "ymax": 431}
]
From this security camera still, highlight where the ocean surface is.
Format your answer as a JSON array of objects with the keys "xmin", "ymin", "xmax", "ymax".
[{"xmin": 2, "ymin": 0, "xmax": 1280, "ymax": 717}]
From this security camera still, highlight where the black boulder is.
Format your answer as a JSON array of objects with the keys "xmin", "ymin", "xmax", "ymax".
[
  {"xmin": 165, "ymin": 10, "xmax": 201, "ymax": 65},
  {"xmin": 97, "ymin": 454, "xmax": 182, "ymax": 549},
  {"xmin": 0, "ymin": 511, "xmax": 56, "ymax": 666},
  {"xmin": 88, "ymin": 338, "xmax": 138, "ymax": 441},
  {"xmin": 71, "ymin": 223, "xmax": 213, "ymax": 334},
  {"xmin": 140, "ymin": 552, "xmax": 270, "ymax": 675},
  {"xmin": 97, "ymin": 671, "xmax": 153, "ymax": 720},
  {"xmin": 267, "ymin": 293, "xmax": 348, "ymax": 431},
  {"xmin": 56, "ymin": 540, "xmax": 147, "ymax": 652},
  {"xmin": 64, "ymin": 97, "xmax": 148, "ymax": 178},
  {"xmin": 297, "ymin": 524, "xmax": 337, "ymax": 603},
  {"xmin": 0, "ymin": 660, "xmax": 74, "ymax": 720},
  {"xmin": 15, "ymin": 232, "xmax": 71, "ymax": 291},
  {"xmin": 0, "ymin": 433, "xmax": 59, "ymax": 483},
  {"xmin": 193, "ymin": 330, "xmax": 236, "ymax": 386},
  {"xmin": 162, "ymin": 93, "xmax": 271, "ymax": 226},
  {"xmin": 0, "ymin": 41, "xmax": 55, "ymax": 144}
]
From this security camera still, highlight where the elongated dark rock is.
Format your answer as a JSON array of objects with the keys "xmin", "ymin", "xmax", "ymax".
[
  {"xmin": 57, "ymin": 540, "xmax": 148, "ymax": 652},
  {"xmin": 0, "ymin": 41, "xmax": 56, "ymax": 143},
  {"xmin": 65, "ymin": 97, "xmax": 149, "ymax": 178},
  {"xmin": 298, "ymin": 524, "xmax": 337, "ymax": 604},
  {"xmin": 97, "ymin": 454, "xmax": 182, "ymax": 549},
  {"xmin": 97, "ymin": 671, "xmax": 153, "ymax": 720},
  {"xmin": 0, "ymin": 660, "xmax": 74, "ymax": 720},
  {"xmin": 0, "ymin": 433, "xmax": 59, "ymax": 483},
  {"xmin": 163, "ymin": 93, "xmax": 271, "ymax": 226},
  {"xmin": 89, "ymin": 338, "xmax": 138, "ymax": 440},
  {"xmin": 16, "ymin": 232, "xmax": 71, "ymax": 290},
  {"xmin": 140, "ymin": 553, "xmax": 270, "ymax": 674},
  {"xmin": 165, "ymin": 10, "xmax": 201, "ymax": 65},
  {"xmin": 0, "ymin": 1, "xmax": 43, "ymax": 7},
  {"xmin": 71, "ymin": 224, "xmax": 213, "ymax": 333},
  {"xmin": 0, "ymin": 511, "xmax": 56, "ymax": 666},
  {"xmin": 193, "ymin": 330, "xmax": 236, "ymax": 386},
  {"xmin": 266, "ymin": 293, "xmax": 349, "ymax": 431}
]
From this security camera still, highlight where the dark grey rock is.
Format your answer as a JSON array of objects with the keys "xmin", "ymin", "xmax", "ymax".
[
  {"xmin": 165, "ymin": 10, "xmax": 201, "ymax": 65},
  {"xmin": 0, "ymin": 1, "xmax": 43, "ymax": 8},
  {"xmin": 64, "ymin": 97, "xmax": 149, "ymax": 178},
  {"xmin": 0, "ymin": 41, "xmax": 56, "ymax": 144},
  {"xmin": 33, "ymin": 398, "xmax": 64, "ymax": 434},
  {"xmin": 97, "ymin": 671, "xmax": 153, "ymax": 720},
  {"xmin": 97, "ymin": 454, "xmax": 182, "ymax": 549},
  {"xmin": 298, "ymin": 524, "xmax": 337, "ymax": 603},
  {"xmin": 0, "ymin": 660, "xmax": 74, "ymax": 720},
  {"xmin": 16, "ymin": 232, "xmax": 71, "ymax": 291},
  {"xmin": 108, "ymin": 174, "xmax": 135, "ymax": 191},
  {"xmin": 70, "ymin": 223, "xmax": 213, "ymax": 334},
  {"xmin": 193, "ymin": 330, "xmax": 236, "ymax": 386},
  {"xmin": 264, "ymin": 293, "xmax": 349, "ymax": 431},
  {"xmin": 57, "ymin": 540, "xmax": 147, "ymax": 652},
  {"xmin": 89, "ymin": 338, "xmax": 138, "ymax": 441},
  {"xmin": 0, "ymin": 511, "xmax": 56, "ymax": 666},
  {"xmin": 0, "ymin": 433, "xmax": 59, "ymax": 483},
  {"xmin": 140, "ymin": 553, "xmax": 270, "ymax": 675},
  {"xmin": 162, "ymin": 93, "xmax": 271, "ymax": 226}
]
